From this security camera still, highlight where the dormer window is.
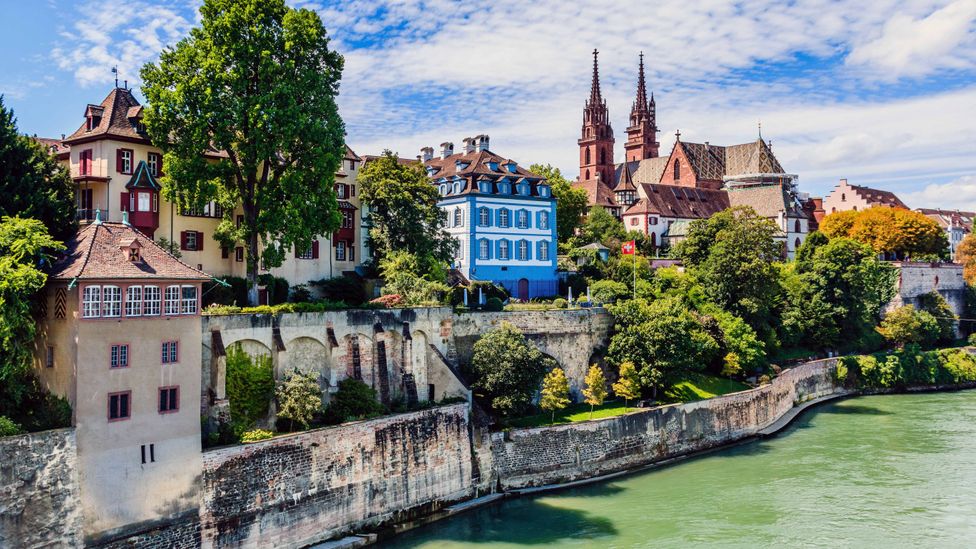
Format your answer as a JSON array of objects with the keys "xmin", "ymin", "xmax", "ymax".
[
  {"xmin": 129, "ymin": 247, "xmax": 141, "ymax": 262},
  {"xmin": 538, "ymin": 185, "xmax": 549, "ymax": 198},
  {"xmin": 505, "ymin": 162, "xmax": 517, "ymax": 173},
  {"xmin": 121, "ymin": 238, "xmax": 143, "ymax": 262}
]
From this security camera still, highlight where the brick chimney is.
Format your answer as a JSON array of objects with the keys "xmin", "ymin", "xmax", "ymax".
[{"xmin": 440, "ymin": 142, "xmax": 454, "ymax": 159}]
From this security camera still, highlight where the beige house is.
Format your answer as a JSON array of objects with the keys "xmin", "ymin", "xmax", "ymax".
[
  {"xmin": 33, "ymin": 219, "xmax": 210, "ymax": 538},
  {"xmin": 55, "ymin": 86, "xmax": 364, "ymax": 299},
  {"xmin": 822, "ymin": 178, "xmax": 907, "ymax": 215}
]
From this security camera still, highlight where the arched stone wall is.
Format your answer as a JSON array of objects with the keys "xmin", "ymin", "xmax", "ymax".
[{"xmin": 281, "ymin": 336, "xmax": 332, "ymax": 388}]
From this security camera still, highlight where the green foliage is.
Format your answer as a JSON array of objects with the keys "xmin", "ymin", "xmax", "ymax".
[
  {"xmin": 225, "ymin": 346, "xmax": 275, "ymax": 434},
  {"xmin": 311, "ymin": 276, "xmax": 367, "ymax": 306},
  {"xmin": 275, "ymin": 370, "xmax": 322, "ymax": 431},
  {"xmin": 709, "ymin": 308, "xmax": 766, "ymax": 377},
  {"xmin": 530, "ymin": 163, "xmax": 588, "ymax": 243},
  {"xmin": 289, "ymin": 284, "xmax": 313, "ymax": 303},
  {"xmin": 358, "ymin": 151, "xmax": 456, "ymax": 271},
  {"xmin": 540, "ymin": 367, "xmax": 571, "ymax": 423},
  {"xmin": 202, "ymin": 276, "xmax": 248, "ymax": 307},
  {"xmin": 590, "ymin": 279, "xmax": 629, "ymax": 304},
  {"xmin": 324, "ymin": 378, "xmax": 385, "ymax": 424},
  {"xmin": 155, "ymin": 237, "xmax": 183, "ymax": 259},
  {"xmin": 0, "ymin": 98, "xmax": 76, "ymax": 242},
  {"xmin": 257, "ymin": 274, "xmax": 290, "ymax": 305},
  {"xmin": 240, "ymin": 429, "xmax": 275, "ymax": 443},
  {"xmin": 141, "ymin": 0, "xmax": 345, "ymax": 305},
  {"xmin": 470, "ymin": 322, "xmax": 556, "ymax": 418},
  {"xmin": 673, "ymin": 206, "xmax": 783, "ymax": 337},
  {"xmin": 574, "ymin": 206, "xmax": 627, "ymax": 249},
  {"xmin": 840, "ymin": 347, "xmax": 976, "ymax": 390},
  {"xmin": 378, "ymin": 251, "xmax": 449, "ymax": 305},
  {"xmin": 484, "ymin": 297, "xmax": 504, "ymax": 312},
  {"xmin": 612, "ymin": 361, "xmax": 642, "ymax": 406},
  {"xmin": 877, "ymin": 305, "xmax": 941, "ymax": 348},
  {"xmin": 204, "ymin": 300, "xmax": 348, "ymax": 315},
  {"xmin": 0, "ymin": 416, "xmax": 22, "ymax": 437},
  {"xmin": 834, "ymin": 360, "xmax": 849, "ymax": 384},
  {"xmin": 969, "ymin": 333, "xmax": 976, "ymax": 346},
  {"xmin": 916, "ymin": 291, "xmax": 957, "ymax": 345},
  {"xmin": 553, "ymin": 298, "xmax": 569, "ymax": 309}
]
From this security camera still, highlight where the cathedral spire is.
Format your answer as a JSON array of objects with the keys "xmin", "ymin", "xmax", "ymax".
[
  {"xmin": 579, "ymin": 49, "xmax": 614, "ymax": 186},
  {"xmin": 589, "ymin": 49, "xmax": 602, "ymax": 104},
  {"xmin": 634, "ymin": 52, "xmax": 648, "ymax": 113},
  {"xmin": 625, "ymin": 52, "xmax": 659, "ymax": 162}
]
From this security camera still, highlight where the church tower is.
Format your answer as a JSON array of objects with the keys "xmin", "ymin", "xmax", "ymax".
[
  {"xmin": 624, "ymin": 52, "xmax": 659, "ymax": 162},
  {"xmin": 578, "ymin": 49, "xmax": 615, "ymax": 184}
]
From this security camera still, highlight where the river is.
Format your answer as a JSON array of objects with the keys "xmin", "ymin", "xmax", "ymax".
[{"xmin": 387, "ymin": 391, "xmax": 976, "ymax": 548}]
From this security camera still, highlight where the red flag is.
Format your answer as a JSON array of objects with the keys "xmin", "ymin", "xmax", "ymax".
[{"xmin": 621, "ymin": 240, "xmax": 635, "ymax": 255}]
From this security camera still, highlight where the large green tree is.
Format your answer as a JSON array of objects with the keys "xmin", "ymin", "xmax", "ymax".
[
  {"xmin": 358, "ymin": 151, "xmax": 456, "ymax": 274},
  {"xmin": 469, "ymin": 322, "xmax": 556, "ymax": 418},
  {"xmin": 529, "ymin": 164, "xmax": 588, "ymax": 243},
  {"xmin": 674, "ymin": 206, "xmax": 783, "ymax": 337},
  {"xmin": 0, "ymin": 98, "xmax": 76, "ymax": 242},
  {"xmin": 141, "ymin": 0, "xmax": 346, "ymax": 305}
]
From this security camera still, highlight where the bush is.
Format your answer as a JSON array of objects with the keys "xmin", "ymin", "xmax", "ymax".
[
  {"xmin": 590, "ymin": 280, "xmax": 629, "ymax": 304},
  {"xmin": 968, "ymin": 333, "xmax": 976, "ymax": 346},
  {"xmin": 204, "ymin": 300, "xmax": 348, "ymax": 316},
  {"xmin": 553, "ymin": 298, "xmax": 568, "ymax": 309},
  {"xmin": 485, "ymin": 297, "xmax": 504, "ymax": 312},
  {"xmin": 0, "ymin": 416, "xmax": 22, "ymax": 437},
  {"xmin": 258, "ymin": 274, "xmax": 290, "ymax": 305},
  {"xmin": 275, "ymin": 370, "xmax": 322, "ymax": 431},
  {"xmin": 240, "ymin": 429, "xmax": 275, "ymax": 443},
  {"xmin": 324, "ymin": 379, "xmax": 385, "ymax": 424},
  {"xmin": 289, "ymin": 284, "xmax": 313, "ymax": 303},
  {"xmin": 225, "ymin": 346, "xmax": 275, "ymax": 434},
  {"xmin": 469, "ymin": 322, "xmax": 555, "ymax": 418},
  {"xmin": 312, "ymin": 276, "xmax": 367, "ymax": 306},
  {"xmin": 203, "ymin": 276, "xmax": 248, "ymax": 307}
]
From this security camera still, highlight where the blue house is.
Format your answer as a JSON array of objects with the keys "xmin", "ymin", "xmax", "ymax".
[{"xmin": 422, "ymin": 135, "xmax": 558, "ymax": 300}]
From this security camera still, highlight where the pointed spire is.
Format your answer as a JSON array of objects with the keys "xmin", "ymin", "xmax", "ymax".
[
  {"xmin": 589, "ymin": 49, "xmax": 602, "ymax": 104},
  {"xmin": 635, "ymin": 52, "xmax": 648, "ymax": 110},
  {"xmin": 758, "ymin": 120, "xmax": 763, "ymax": 140}
]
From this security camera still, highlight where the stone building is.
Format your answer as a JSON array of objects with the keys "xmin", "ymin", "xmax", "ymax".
[
  {"xmin": 41, "ymin": 86, "xmax": 365, "ymax": 296},
  {"xmin": 916, "ymin": 208, "xmax": 974, "ymax": 261},
  {"xmin": 822, "ymin": 178, "xmax": 907, "ymax": 215},
  {"xmin": 33, "ymin": 218, "xmax": 210, "ymax": 538},
  {"xmin": 422, "ymin": 137, "xmax": 559, "ymax": 300}
]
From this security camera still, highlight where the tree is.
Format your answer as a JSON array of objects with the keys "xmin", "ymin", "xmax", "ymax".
[
  {"xmin": 611, "ymin": 361, "xmax": 641, "ymax": 407},
  {"xmin": 530, "ymin": 163, "xmax": 587, "ymax": 242},
  {"xmin": 540, "ymin": 367, "xmax": 571, "ymax": 424},
  {"xmin": 590, "ymin": 280, "xmax": 629, "ymax": 304},
  {"xmin": 916, "ymin": 291, "xmax": 957, "ymax": 345},
  {"xmin": 0, "ymin": 98, "xmax": 76, "ymax": 242},
  {"xmin": 582, "ymin": 365, "xmax": 607, "ymax": 419},
  {"xmin": 674, "ymin": 206, "xmax": 783, "ymax": 336},
  {"xmin": 0, "ymin": 217, "xmax": 64, "ymax": 402},
  {"xmin": 469, "ymin": 322, "xmax": 556, "ymax": 418},
  {"xmin": 877, "ymin": 305, "xmax": 940, "ymax": 348},
  {"xmin": 225, "ymin": 345, "xmax": 275, "ymax": 434},
  {"xmin": 324, "ymin": 378, "xmax": 385, "ymax": 424},
  {"xmin": 575, "ymin": 206, "xmax": 627, "ymax": 249},
  {"xmin": 956, "ymin": 233, "xmax": 976, "ymax": 284},
  {"xmin": 358, "ymin": 151, "xmax": 456, "ymax": 275},
  {"xmin": 141, "ymin": 0, "xmax": 346, "ymax": 305},
  {"xmin": 275, "ymin": 370, "xmax": 322, "ymax": 431},
  {"xmin": 378, "ymin": 251, "xmax": 449, "ymax": 305},
  {"xmin": 820, "ymin": 207, "xmax": 947, "ymax": 259}
]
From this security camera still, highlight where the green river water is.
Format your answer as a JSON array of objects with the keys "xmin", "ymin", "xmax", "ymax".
[{"xmin": 387, "ymin": 391, "xmax": 976, "ymax": 548}]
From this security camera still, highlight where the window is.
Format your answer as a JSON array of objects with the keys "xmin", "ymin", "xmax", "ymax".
[
  {"xmin": 479, "ymin": 239, "xmax": 489, "ymax": 260},
  {"xmin": 110, "ymin": 344, "xmax": 129, "ymax": 368},
  {"xmin": 235, "ymin": 247, "xmax": 244, "ymax": 262},
  {"xmin": 841, "ymin": 193, "xmax": 846, "ymax": 202},
  {"xmin": 600, "ymin": 148, "xmax": 606, "ymax": 164},
  {"xmin": 141, "ymin": 444, "xmax": 156, "ymax": 464},
  {"xmin": 46, "ymin": 346, "xmax": 54, "ymax": 368},
  {"xmin": 674, "ymin": 160, "xmax": 681, "ymax": 181},
  {"xmin": 341, "ymin": 210, "xmax": 353, "ymax": 229},
  {"xmin": 185, "ymin": 231, "xmax": 198, "ymax": 251},
  {"xmin": 162, "ymin": 341, "xmax": 179, "ymax": 364},
  {"xmin": 518, "ymin": 240, "xmax": 528, "ymax": 260},
  {"xmin": 794, "ymin": 238, "xmax": 801, "ymax": 251},
  {"xmin": 164, "ymin": 286, "xmax": 180, "ymax": 315},
  {"xmin": 296, "ymin": 245, "xmax": 313, "ymax": 259},
  {"xmin": 479, "ymin": 207, "xmax": 490, "ymax": 227},
  {"xmin": 135, "ymin": 191, "xmax": 150, "ymax": 212},
  {"xmin": 181, "ymin": 286, "xmax": 197, "ymax": 315},
  {"xmin": 82, "ymin": 285, "xmax": 101, "ymax": 318},
  {"xmin": 143, "ymin": 286, "xmax": 160, "ymax": 316},
  {"xmin": 454, "ymin": 208, "xmax": 463, "ymax": 227},
  {"xmin": 117, "ymin": 148, "xmax": 133, "ymax": 174},
  {"xmin": 539, "ymin": 241, "xmax": 549, "ymax": 261},
  {"xmin": 182, "ymin": 202, "xmax": 223, "ymax": 218},
  {"xmin": 794, "ymin": 219, "xmax": 801, "ymax": 233},
  {"xmin": 79, "ymin": 149, "xmax": 93, "ymax": 176},
  {"xmin": 584, "ymin": 169, "xmax": 590, "ymax": 180},
  {"xmin": 648, "ymin": 216, "xmax": 659, "ymax": 226},
  {"xmin": 499, "ymin": 209, "xmax": 509, "ymax": 228},
  {"xmin": 336, "ymin": 184, "xmax": 346, "ymax": 198},
  {"xmin": 336, "ymin": 241, "xmax": 346, "ymax": 261},
  {"xmin": 539, "ymin": 211, "xmax": 549, "ymax": 230},
  {"xmin": 158, "ymin": 386, "xmax": 179, "ymax": 414},
  {"xmin": 108, "ymin": 391, "xmax": 131, "ymax": 421},
  {"xmin": 126, "ymin": 286, "xmax": 142, "ymax": 316},
  {"xmin": 349, "ymin": 160, "xmax": 356, "ymax": 171},
  {"xmin": 148, "ymin": 152, "xmax": 161, "ymax": 176},
  {"xmin": 517, "ymin": 210, "xmax": 528, "ymax": 229},
  {"xmin": 585, "ymin": 148, "xmax": 591, "ymax": 164},
  {"xmin": 102, "ymin": 286, "xmax": 121, "ymax": 317},
  {"xmin": 499, "ymin": 240, "xmax": 510, "ymax": 260},
  {"xmin": 630, "ymin": 217, "xmax": 638, "ymax": 226}
]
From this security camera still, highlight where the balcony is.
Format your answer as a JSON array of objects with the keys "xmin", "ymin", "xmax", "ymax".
[{"xmin": 77, "ymin": 209, "xmax": 108, "ymax": 223}]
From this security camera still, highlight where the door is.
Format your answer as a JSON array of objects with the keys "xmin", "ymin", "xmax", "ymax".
[
  {"xmin": 518, "ymin": 278, "xmax": 529, "ymax": 301},
  {"xmin": 79, "ymin": 188, "xmax": 93, "ymax": 220}
]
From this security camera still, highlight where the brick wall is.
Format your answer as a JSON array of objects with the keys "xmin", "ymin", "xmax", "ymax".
[
  {"xmin": 489, "ymin": 359, "xmax": 842, "ymax": 489},
  {"xmin": 198, "ymin": 403, "xmax": 472, "ymax": 548},
  {"xmin": 0, "ymin": 428, "xmax": 83, "ymax": 548}
]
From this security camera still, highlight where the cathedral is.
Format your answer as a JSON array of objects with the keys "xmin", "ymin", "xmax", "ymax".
[{"xmin": 571, "ymin": 50, "xmax": 813, "ymax": 258}]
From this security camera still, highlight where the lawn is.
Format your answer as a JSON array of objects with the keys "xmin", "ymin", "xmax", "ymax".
[
  {"xmin": 507, "ymin": 400, "xmax": 635, "ymax": 428},
  {"xmin": 664, "ymin": 372, "xmax": 751, "ymax": 402}
]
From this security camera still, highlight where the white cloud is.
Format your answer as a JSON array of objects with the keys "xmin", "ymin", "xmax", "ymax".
[
  {"xmin": 846, "ymin": 0, "xmax": 976, "ymax": 79},
  {"xmin": 901, "ymin": 175, "xmax": 976, "ymax": 211}
]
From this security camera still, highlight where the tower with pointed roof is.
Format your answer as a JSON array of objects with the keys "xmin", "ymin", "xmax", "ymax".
[
  {"xmin": 624, "ymin": 52, "xmax": 659, "ymax": 162},
  {"xmin": 578, "ymin": 49, "xmax": 615, "ymax": 185}
]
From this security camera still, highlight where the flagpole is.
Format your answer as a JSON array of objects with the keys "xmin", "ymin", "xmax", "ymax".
[{"xmin": 633, "ymin": 243, "xmax": 637, "ymax": 301}]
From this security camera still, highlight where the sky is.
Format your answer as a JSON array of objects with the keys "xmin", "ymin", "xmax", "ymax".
[{"xmin": 2, "ymin": 0, "xmax": 975, "ymax": 206}]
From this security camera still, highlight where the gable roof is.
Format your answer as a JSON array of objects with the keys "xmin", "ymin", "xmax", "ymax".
[
  {"xmin": 613, "ymin": 161, "xmax": 637, "ymax": 192},
  {"xmin": 916, "ymin": 208, "xmax": 975, "ymax": 231},
  {"xmin": 425, "ymin": 148, "xmax": 548, "ymax": 198},
  {"xmin": 726, "ymin": 183, "xmax": 804, "ymax": 218},
  {"xmin": 49, "ymin": 222, "xmax": 212, "ymax": 281},
  {"xmin": 849, "ymin": 184, "xmax": 908, "ymax": 209},
  {"xmin": 32, "ymin": 136, "xmax": 70, "ymax": 158},
  {"xmin": 677, "ymin": 138, "xmax": 785, "ymax": 182},
  {"xmin": 574, "ymin": 179, "xmax": 618, "ymax": 209},
  {"xmin": 623, "ymin": 183, "xmax": 729, "ymax": 219},
  {"xmin": 64, "ymin": 88, "xmax": 148, "ymax": 144},
  {"xmin": 125, "ymin": 161, "xmax": 161, "ymax": 190}
]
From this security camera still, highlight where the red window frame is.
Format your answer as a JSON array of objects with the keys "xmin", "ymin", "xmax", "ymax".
[
  {"xmin": 108, "ymin": 391, "xmax": 131, "ymax": 422},
  {"xmin": 158, "ymin": 386, "xmax": 179, "ymax": 414},
  {"xmin": 162, "ymin": 340, "xmax": 179, "ymax": 364},
  {"xmin": 79, "ymin": 149, "xmax": 93, "ymax": 176},
  {"xmin": 110, "ymin": 343, "xmax": 130, "ymax": 369}
]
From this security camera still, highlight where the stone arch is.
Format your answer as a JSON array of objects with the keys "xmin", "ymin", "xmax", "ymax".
[
  {"xmin": 281, "ymin": 336, "xmax": 332, "ymax": 388},
  {"xmin": 337, "ymin": 333, "xmax": 373, "ymax": 386},
  {"xmin": 227, "ymin": 338, "xmax": 272, "ymax": 360}
]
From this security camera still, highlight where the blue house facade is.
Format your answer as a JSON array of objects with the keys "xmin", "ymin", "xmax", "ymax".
[{"xmin": 423, "ymin": 136, "xmax": 558, "ymax": 300}]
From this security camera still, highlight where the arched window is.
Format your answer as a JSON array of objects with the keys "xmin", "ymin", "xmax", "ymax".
[
  {"xmin": 454, "ymin": 208, "xmax": 463, "ymax": 227},
  {"xmin": 831, "ymin": 207, "xmax": 836, "ymax": 213},
  {"xmin": 585, "ymin": 148, "xmax": 591, "ymax": 164},
  {"xmin": 795, "ymin": 238, "xmax": 801, "ymax": 251},
  {"xmin": 650, "ymin": 233, "xmax": 657, "ymax": 246},
  {"xmin": 600, "ymin": 148, "xmax": 606, "ymax": 164},
  {"xmin": 673, "ymin": 160, "xmax": 681, "ymax": 181},
  {"xmin": 852, "ymin": 206, "xmax": 858, "ymax": 211},
  {"xmin": 794, "ymin": 219, "xmax": 801, "ymax": 233},
  {"xmin": 584, "ymin": 169, "xmax": 590, "ymax": 180},
  {"xmin": 841, "ymin": 193, "xmax": 846, "ymax": 202}
]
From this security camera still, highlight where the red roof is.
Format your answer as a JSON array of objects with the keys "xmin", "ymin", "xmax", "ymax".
[
  {"xmin": 64, "ymin": 88, "xmax": 148, "ymax": 145},
  {"xmin": 622, "ymin": 183, "xmax": 729, "ymax": 218},
  {"xmin": 49, "ymin": 222, "xmax": 211, "ymax": 281}
]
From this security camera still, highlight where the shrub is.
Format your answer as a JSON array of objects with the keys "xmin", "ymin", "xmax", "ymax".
[
  {"xmin": 258, "ymin": 274, "xmax": 290, "ymax": 305},
  {"xmin": 240, "ymin": 429, "xmax": 275, "ymax": 443},
  {"xmin": 311, "ymin": 276, "xmax": 367, "ymax": 306},
  {"xmin": 833, "ymin": 360, "xmax": 848, "ymax": 384},
  {"xmin": 590, "ymin": 280, "xmax": 629, "ymax": 304},
  {"xmin": 0, "ymin": 416, "xmax": 22, "ymax": 437},
  {"xmin": 225, "ymin": 346, "xmax": 275, "ymax": 434},
  {"xmin": 325, "ymin": 379, "xmax": 385, "ymax": 424},
  {"xmin": 370, "ymin": 294, "xmax": 403, "ymax": 308},
  {"xmin": 289, "ymin": 284, "xmax": 313, "ymax": 303},
  {"xmin": 469, "ymin": 322, "xmax": 555, "ymax": 418},
  {"xmin": 204, "ymin": 300, "xmax": 348, "ymax": 316},
  {"xmin": 485, "ymin": 297, "xmax": 504, "ymax": 312},
  {"xmin": 969, "ymin": 333, "xmax": 976, "ymax": 346},
  {"xmin": 275, "ymin": 370, "xmax": 322, "ymax": 431},
  {"xmin": 553, "ymin": 298, "xmax": 568, "ymax": 309}
]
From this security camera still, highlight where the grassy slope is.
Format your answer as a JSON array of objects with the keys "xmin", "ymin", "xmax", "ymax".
[{"xmin": 664, "ymin": 372, "xmax": 751, "ymax": 402}]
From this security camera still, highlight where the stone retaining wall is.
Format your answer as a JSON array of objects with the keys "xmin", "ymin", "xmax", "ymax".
[
  {"xmin": 489, "ymin": 359, "xmax": 841, "ymax": 489},
  {"xmin": 0, "ymin": 428, "xmax": 83, "ymax": 549}
]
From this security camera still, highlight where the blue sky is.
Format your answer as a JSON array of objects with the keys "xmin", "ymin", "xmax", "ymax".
[{"xmin": 2, "ymin": 0, "xmax": 976, "ymax": 206}]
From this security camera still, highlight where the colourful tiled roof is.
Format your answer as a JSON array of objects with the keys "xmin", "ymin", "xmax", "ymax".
[
  {"xmin": 574, "ymin": 178, "xmax": 618, "ymax": 208},
  {"xmin": 677, "ymin": 138, "xmax": 784, "ymax": 182},
  {"xmin": 917, "ymin": 208, "xmax": 974, "ymax": 231},
  {"xmin": 49, "ymin": 222, "xmax": 212, "ymax": 281},
  {"xmin": 425, "ymin": 149, "xmax": 548, "ymax": 198},
  {"xmin": 32, "ymin": 136, "xmax": 70, "ymax": 157},
  {"xmin": 623, "ymin": 183, "xmax": 729, "ymax": 219}
]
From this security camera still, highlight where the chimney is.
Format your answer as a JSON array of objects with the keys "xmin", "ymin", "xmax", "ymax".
[
  {"xmin": 475, "ymin": 134, "xmax": 490, "ymax": 152},
  {"xmin": 420, "ymin": 146, "xmax": 433, "ymax": 162},
  {"xmin": 840, "ymin": 178, "xmax": 848, "ymax": 185},
  {"xmin": 440, "ymin": 142, "xmax": 454, "ymax": 159},
  {"xmin": 462, "ymin": 137, "xmax": 475, "ymax": 154}
]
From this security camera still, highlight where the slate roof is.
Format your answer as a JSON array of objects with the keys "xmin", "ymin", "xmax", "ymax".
[
  {"xmin": 849, "ymin": 184, "xmax": 908, "ymax": 209},
  {"xmin": 49, "ymin": 222, "xmax": 212, "ymax": 281},
  {"xmin": 613, "ymin": 161, "xmax": 637, "ymax": 192},
  {"xmin": 677, "ymin": 138, "xmax": 784, "ymax": 182},
  {"xmin": 622, "ymin": 183, "xmax": 730, "ymax": 219},
  {"xmin": 64, "ymin": 88, "xmax": 148, "ymax": 144},
  {"xmin": 727, "ymin": 183, "xmax": 804, "ymax": 218},
  {"xmin": 425, "ymin": 149, "xmax": 547, "ymax": 198}
]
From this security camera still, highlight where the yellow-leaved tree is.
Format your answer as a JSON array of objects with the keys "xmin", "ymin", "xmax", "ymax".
[
  {"xmin": 820, "ymin": 207, "xmax": 947, "ymax": 260},
  {"xmin": 582, "ymin": 365, "xmax": 607, "ymax": 419},
  {"xmin": 956, "ymin": 233, "xmax": 976, "ymax": 285},
  {"xmin": 540, "ymin": 368, "xmax": 571, "ymax": 424},
  {"xmin": 612, "ymin": 361, "xmax": 641, "ymax": 408}
]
